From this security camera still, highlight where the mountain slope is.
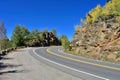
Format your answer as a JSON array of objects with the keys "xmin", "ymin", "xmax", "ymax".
[{"xmin": 71, "ymin": 0, "xmax": 120, "ymax": 63}]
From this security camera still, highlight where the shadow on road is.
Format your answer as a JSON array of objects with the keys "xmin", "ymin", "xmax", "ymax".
[
  {"xmin": 0, "ymin": 69, "xmax": 25, "ymax": 75},
  {"xmin": 0, "ymin": 62, "xmax": 22, "ymax": 70},
  {"xmin": 0, "ymin": 56, "xmax": 26, "ymax": 76},
  {"xmin": 0, "ymin": 56, "xmax": 13, "ymax": 60},
  {"xmin": 0, "ymin": 62, "xmax": 27, "ymax": 76}
]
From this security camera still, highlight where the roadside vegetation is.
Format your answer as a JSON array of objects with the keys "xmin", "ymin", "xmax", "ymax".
[
  {"xmin": 11, "ymin": 25, "xmax": 61, "ymax": 47},
  {"xmin": 0, "ymin": 22, "xmax": 11, "ymax": 50},
  {"xmin": 60, "ymin": 35, "xmax": 71, "ymax": 51},
  {"xmin": 85, "ymin": 0, "xmax": 120, "ymax": 25},
  {"xmin": 0, "ymin": 22, "xmax": 61, "ymax": 56}
]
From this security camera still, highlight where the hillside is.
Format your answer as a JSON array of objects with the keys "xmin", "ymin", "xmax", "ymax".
[{"xmin": 70, "ymin": 0, "xmax": 120, "ymax": 63}]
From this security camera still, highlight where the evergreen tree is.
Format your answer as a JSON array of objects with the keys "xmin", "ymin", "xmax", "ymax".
[{"xmin": 11, "ymin": 25, "xmax": 29, "ymax": 47}]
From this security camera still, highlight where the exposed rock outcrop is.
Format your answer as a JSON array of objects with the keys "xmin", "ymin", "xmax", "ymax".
[
  {"xmin": 26, "ymin": 32, "xmax": 60, "ymax": 47},
  {"xmin": 71, "ymin": 15, "xmax": 120, "ymax": 62}
]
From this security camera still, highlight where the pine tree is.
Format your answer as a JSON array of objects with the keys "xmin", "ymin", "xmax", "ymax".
[{"xmin": 11, "ymin": 25, "xmax": 29, "ymax": 47}]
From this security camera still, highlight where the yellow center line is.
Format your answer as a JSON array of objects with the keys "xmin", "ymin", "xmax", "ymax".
[{"xmin": 46, "ymin": 47, "xmax": 120, "ymax": 71}]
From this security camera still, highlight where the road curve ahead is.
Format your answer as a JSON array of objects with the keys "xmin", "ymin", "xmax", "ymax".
[{"xmin": 33, "ymin": 46, "xmax": 120, "ymax": 80}]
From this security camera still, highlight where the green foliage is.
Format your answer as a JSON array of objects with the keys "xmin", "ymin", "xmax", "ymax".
[
  {"xmin": 85, "ymin": 5, "xmax": 102, "ymax": 24},
  {"xmin": 104, "ymin": 0, "xmax": 120, "ymax": 15},
  {"xmin": 60, "ymin": 35, "xmax": 71, "ymax": 50},
  {"xmin": 11, "ymin": 25, "xmax": 29, "ymax": 47},
  {"xmin": 0, "ymin": 39, "xmax": 12, "ymax": 50},
  {"xmin": 11, "ymin": 25, "xmax": 60, "ymax": 47},
  {"xmin": 30, "ymin": 29, "xmax": 39, "ymax": 39},
  {"xmin": 25, "ymin": 29, "xmax": 60, "ymax": 47},
  {"xmin": 102, "ymin": 0, "xmax": 120, "ymax": 18},
  {"xmin": 25, "ymin": 29, "xmax": 42, "ymax": 46},
  {"xmin": 38, "ymin": 32, "xmax": 44, "ymax": 41},
  {"xmin": 116, "ymin": 52, "xmax": 120, "ymax": 58},
  {"xmin": 0, "ymin": 22, "xmax": 11, "ymax": 50},
  {"xmin": 85, "ymin": 0, "xmax": 120, "ymax": 25}
]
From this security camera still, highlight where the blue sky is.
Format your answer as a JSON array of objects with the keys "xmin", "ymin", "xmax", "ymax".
[{"xmin": 0, "ymin": 0, "xmax": 106, "ymax": 41}]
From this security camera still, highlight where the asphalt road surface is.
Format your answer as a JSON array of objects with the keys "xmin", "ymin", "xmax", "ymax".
[
  {"xmin": 0, "ymin": 48, "xmax": 81, "ymax": 80},
  {"xmin": 33, "ymin": 46, "xmax": 120, "ymax": 80}
]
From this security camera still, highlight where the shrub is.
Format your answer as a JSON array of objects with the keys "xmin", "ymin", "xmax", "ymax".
[{"xmin": 116, "ymin": 52, "xmax": 120, "ymax": 58}]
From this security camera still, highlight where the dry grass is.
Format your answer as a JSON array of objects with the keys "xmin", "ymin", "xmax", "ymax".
[{"xmin": 65, "ymin": 50, "xmax": 120, "ymax": 63}]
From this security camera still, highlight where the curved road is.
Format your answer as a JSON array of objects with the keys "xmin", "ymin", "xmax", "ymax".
[{"xmin": 31, "ymin": 46, "xmax": 120, "ymax": 80}]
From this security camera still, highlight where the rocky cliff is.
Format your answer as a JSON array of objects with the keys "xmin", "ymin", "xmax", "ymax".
[
  {"xmin": 71, "ymin": 15, "xmax": 120, "ymax": 63},
  {"xmin": 70, "ymin": 0, "xmax": 120, "ymax": 63}
]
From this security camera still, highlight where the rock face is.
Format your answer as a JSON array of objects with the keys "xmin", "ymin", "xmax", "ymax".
[
  {"xmin": 42, "ymin": 32, "xmax": 61, "ymax": 46},
  {"xmin": 26, "ymin": 32, "xmax": 60, "ymax": 47},
  {"xmin": 71, "ymin": 16, "xmax": 120, "ymax": 62}
]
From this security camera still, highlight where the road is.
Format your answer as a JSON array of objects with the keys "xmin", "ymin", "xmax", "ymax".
[
  {"xmin": 33, "ymin": 46, "xmax": 120, "ymax": 80},
  {"xmin": 0, "ymin": 48, "xmax": 81, "ymax": 80}
]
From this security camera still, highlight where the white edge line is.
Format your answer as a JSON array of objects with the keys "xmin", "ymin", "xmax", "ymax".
[
  {"xmin": 58, "ymin": 49, "xmax": 65, "ymax": 54},
  {"xmin": 33, "ymin": 49, "xmax": 109, "ymax": 80},
  {"xmin": 58, "ymin": 49, "xmax": 120, "ymax": 65},
  {"xmin": 57, "ymin": 49, "xmax": 104, "ymax": 62}
]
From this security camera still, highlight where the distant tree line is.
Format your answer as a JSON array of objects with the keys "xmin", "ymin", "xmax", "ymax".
[
  {"xmin": 11, "ymin": 25, "xmax": 61, "ymax": 47},
  {"xmin": 0, "ymin": 21, "xmax": 71, "ymax": 50}
]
